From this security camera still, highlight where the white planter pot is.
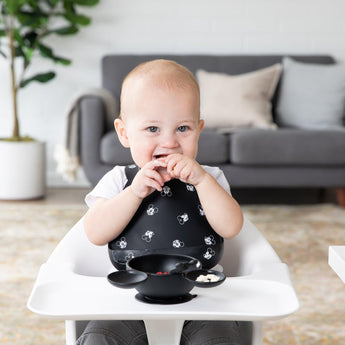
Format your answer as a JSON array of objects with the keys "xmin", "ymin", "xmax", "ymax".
[{"xmin": 0, "ymin": 141, "xmax": 46, "ymax": 200}]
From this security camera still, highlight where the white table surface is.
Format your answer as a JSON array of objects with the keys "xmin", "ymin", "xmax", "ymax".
[
  {"xmin": 329, "ymin": 246, "xmax": 345, "ymax": 284},
  {"xmin": 28, "ymin": 262, "xmax": 299, "ymax": 345}
]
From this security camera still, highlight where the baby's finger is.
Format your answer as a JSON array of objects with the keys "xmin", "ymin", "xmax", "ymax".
[
  {"xmin": 166, "ymin": 157, "xmax": 179, "ymax": 175},
  {"xmin": 141, "ymin": 160, "xmax": 166, "ymax": 174},
  {"xmin": 144, "ymin": 177, "xmax": 163, "ymax": 192},
  {"xmin": 171, "ymin": 159, "xmax": 188, "ymax": 177},
  {"xmin": 143, "ymin": 168, "xmax": 165, "ymax": 187},
  {"xmin": 151, "ymin": 159, "xmax": 167, "ymax": 169},
  {"xmin": 179, "ymin": 164, "xmax": 192, "ymax": 181},
  {"xmin": 159, "ymin": 169, "xmax": 172, "ymax": 183}
]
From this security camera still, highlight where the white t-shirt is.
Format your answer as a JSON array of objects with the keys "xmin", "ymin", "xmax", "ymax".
[{"xmin": 85, "ymin": 165, "xmax": 231, "ymax": 208}]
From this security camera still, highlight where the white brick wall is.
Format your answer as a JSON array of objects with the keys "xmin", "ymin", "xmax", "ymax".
[{"xmin": 1, "ymin": 0, "xmax": 344, "ymax": 186}]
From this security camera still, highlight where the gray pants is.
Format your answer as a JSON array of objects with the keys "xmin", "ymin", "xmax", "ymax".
[{"xmin": 76, "ymin": 320, "xmax": 252, "ymax": 345}]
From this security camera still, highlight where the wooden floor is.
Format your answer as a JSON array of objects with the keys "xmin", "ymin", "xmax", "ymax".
[{"xmin": 0, "ymin": 187, "xmax": 91, "ymax": 206}]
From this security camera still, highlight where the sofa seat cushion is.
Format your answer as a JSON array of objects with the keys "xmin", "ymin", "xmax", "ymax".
[
  {"xmin": 101, "ymin": 130, "xmax": 229, "ymax": 166},
  {"xmin": 101, "ymin": 132, "xmax": 133, "ymax": 165},
  {"xmin": 196, "ymin": 129, "xmax": 229, "ymax": 164},
  {"xmin": 230, "ymin": 129, "xmax": 345, "ymax": 165}
]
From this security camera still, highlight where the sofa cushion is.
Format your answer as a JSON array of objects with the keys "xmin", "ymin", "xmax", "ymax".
[
  {"xmin": 230, "ymin": 129, "xmax": 345, "ymax": 165},
  {"xmin": 197, "ymin": 129, "xmax": 229, "ymax": 164},
  {"xmin": 276, "ymin": 57, "xmax": 345, "ymax": 128},
  {"xmin": 196, "ymin": 64, "xmax": 281, "ymax": 130},
  {"xmin": 100, "ymin": 132, "xmax": 133, "ymax": 165}
]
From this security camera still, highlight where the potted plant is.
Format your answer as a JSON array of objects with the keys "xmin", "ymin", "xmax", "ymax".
[{"xmin": 0, "ymin": 0, "xmax": 99, "ymax": 199}]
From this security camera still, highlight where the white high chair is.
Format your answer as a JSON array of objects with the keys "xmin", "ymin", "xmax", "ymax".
[{"xmin": 28, "ymin": 217, "xmax": 299, "ymax": 345}]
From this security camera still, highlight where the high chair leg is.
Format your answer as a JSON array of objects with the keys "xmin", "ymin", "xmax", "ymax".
[
  {"xmin": 251, "ymin": 321, "xmax": 263, "ymax": 345},
  {"xmin": 65, "ymin": 320, "xmax": 77, "ymax": 345}
]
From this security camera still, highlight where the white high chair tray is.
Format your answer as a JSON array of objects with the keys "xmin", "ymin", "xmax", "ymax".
[{"xmin": 28, "ymin": 262, "xmax": 299, "ymax": 321}]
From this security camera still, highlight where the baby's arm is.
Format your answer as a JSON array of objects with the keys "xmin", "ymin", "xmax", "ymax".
[
  {"xmin": 166, "ymin": 154, "xmax": 243, "ymax": 239},
  {"xmin": 194, "ymin": 173, "xmax": 243, "ymax": 239},
  {"xmin": 84, "ymin": 160, "xmax": 170, "ymax": 245}
]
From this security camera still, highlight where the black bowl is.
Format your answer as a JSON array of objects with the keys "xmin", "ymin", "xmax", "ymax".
[
  {"xmin": 127, "ymin": 254, "xmax": 200, "ymax": 299},
  {"xmin": 107, "ymin": 254, "xmax": 200, "ymax": 300},
  {"xmin": 107, "ymin": 254, "xmax": 226, "ymax": 302}
]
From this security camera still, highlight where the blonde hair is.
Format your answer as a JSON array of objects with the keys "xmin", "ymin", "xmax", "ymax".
[{"xmin": 120, "ymin": 59, "xmax": 200, "ymax": 118}]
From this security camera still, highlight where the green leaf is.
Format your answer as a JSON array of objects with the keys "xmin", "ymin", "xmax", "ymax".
[
  {"xmin": 14, "ymin": 45, "xmax": 25, "ymax": 58},
  {"xmin": 62, "ymin": 2, "xmax": 75, "ymax": 14},
  {"xmin": 0, "ymin": 30, "xmax": 6, "ymax": 37},
  {"xmin": 38, "ymin": 43, "xmax": 54, "ymax": 58},
  {"xmin": 51, "ymin": 25, "xmax": 79, "ymax": 35},
  {"xmin": 13, "ymin": 28, "xmax": 25, "ymax": 46},
  {"xmin": 53, "ymin": 56, "xmax": 71, "ymax": 65},
  {"xmin": 5, "ymin": 0, "xmax": 28, "ymax": 14},
  {"xmin": 4, "ymin": 0, "xmax": 25, "ymax": 14},
  {"xmin": 38, "ymin": 43, "xmax": 71, "ymax": 65},
  {"xmin": 20, "ymin": 71, "xmax": 56, "ymax": 88},
  {"xmin": 73, "ymin": 0, "xmax": 99, "ymax": 6},
  {"xmin": 17, "ymin": 10, "xmax": 48, "ymax": 27},
  {"xmin": 23, "ymin": 46, "xmax": 33, "ymax": 62},
  {"xmin": 13, "ymin": 30, "xmax": 34, "ymax": 63},
  {"xmin": 27, "ymin": 0, "xmax": 40, "ymax": 10},
  {"xmin": 64, "ymin": 13, "xmax": 91, "ymax": 26},
  {"xmin": 48, "ymin": 0, "xmax": 60, "ymax": 7}
]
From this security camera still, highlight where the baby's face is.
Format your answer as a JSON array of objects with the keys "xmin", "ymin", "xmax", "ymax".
[{"xmin": 117, "ymin": 82, "xmax": 203, "ymax": 168}]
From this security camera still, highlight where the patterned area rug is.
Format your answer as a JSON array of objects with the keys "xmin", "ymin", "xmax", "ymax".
[{"xmin": 0, "ymin": 203, "xmax": 344, "ymax": 345}]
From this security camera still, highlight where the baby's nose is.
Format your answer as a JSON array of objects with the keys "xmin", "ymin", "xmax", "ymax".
[{"xmin": 160, "ymin": 134, "xmax": 178, "ymax": 148}]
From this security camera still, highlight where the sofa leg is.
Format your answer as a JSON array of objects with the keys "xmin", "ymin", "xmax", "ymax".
[{"xmin": 336, "ymin": 188, "xmax": 345, "ymax": 207}]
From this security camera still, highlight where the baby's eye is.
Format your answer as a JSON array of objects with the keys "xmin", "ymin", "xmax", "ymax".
[
  {"xmin": 147, "ymin": 126, "xmax": 159, "ymax": 133},
  {"xmin": 177, "ymin": 126, "xmax": 188, "ymax": 132}
]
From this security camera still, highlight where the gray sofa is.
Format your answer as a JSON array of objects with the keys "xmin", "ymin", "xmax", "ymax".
[{"xmin": 79, "ymin": 54, "xmax": 345, "ymax": 203}]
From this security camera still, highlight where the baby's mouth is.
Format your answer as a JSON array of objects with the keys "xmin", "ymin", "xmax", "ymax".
[{"xmin": 153, "ymin": 154, "xmax": 168, "ymax": 160}]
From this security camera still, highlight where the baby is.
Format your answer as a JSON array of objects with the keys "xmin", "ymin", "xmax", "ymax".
[{"xmin": 78, "ymin": 60, "xmax": 245, "ymax": 345}]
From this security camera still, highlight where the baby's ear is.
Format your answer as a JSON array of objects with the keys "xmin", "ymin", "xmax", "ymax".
[{"xmin": 114, "ymin": 118, "xmax": 130, "ymax": 148}]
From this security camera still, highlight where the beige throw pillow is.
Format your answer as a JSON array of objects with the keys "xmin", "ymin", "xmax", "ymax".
[{"xmin": 196, "ymin": 64, "xmax": 282, "ymax": 131}]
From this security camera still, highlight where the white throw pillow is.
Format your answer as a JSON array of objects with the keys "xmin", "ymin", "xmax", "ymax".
[{"xmin": 196, "ymin": 64, "xmax": 282, "ymax": 131}]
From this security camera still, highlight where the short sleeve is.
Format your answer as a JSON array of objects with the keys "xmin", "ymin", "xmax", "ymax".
[{"xmin": 85, "ymin": 166, "xmax": 127, "ymax": 208}]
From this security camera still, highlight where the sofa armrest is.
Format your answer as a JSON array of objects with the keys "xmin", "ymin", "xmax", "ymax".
[{"xmin": 79, "ymin": 96, "xmax": 113, "ymax": 186}]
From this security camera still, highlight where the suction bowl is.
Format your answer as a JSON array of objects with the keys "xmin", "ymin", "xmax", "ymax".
[
  {"xmin": 107, "ymin": 254, "xmax": 226, "ymax": 303},
  {"xmin": 126, "ymin": 254, "xmax": 200, "ymax": 299}
]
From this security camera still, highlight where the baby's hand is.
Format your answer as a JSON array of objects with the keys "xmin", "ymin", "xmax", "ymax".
[
  {"xmin": 130, "ymin": 160, "xmax": 171, "ymax": 199},
  {"xmin": 166, "ymin": 154, "xmax": 206, "ymax": 186}
]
